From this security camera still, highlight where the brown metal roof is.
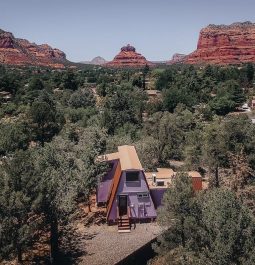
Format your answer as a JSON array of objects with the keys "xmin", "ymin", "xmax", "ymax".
[
  {"xmin": 100, "ymin": 145, "xmax": 143, "ymax": 171},
  {"xmin": 118, "ymin": 145, "xmax": 143, "ymax": 170}
]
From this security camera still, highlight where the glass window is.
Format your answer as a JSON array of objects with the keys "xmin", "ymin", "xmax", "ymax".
[
  {"xmin": 157, "ymin": 181, "xmax": 165, "ymax": 186},
  {"xmin": 137, "ymin": 192, "xmax": 149, "ymax": 198},
  {"xmin": 126, "ymin": 171, "xmax": 139, "ymax": 182}
]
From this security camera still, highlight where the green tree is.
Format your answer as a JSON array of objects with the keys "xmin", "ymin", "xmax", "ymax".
[
  {"xmin": 28, "ymin": 77, "xmax": 44, "ymax": 91},
  {"xmin": 34, "ymin": 127, "xmax": 106, "ymax": 263},
  {"xmin": 211, "ymin": 80, "xmax": 246, "ymax": 115},
  {"xmin": 155, "ymin": 173, "xmax": 198, "ymax": 263},
  {"xmin": 29, "ymin": 92, "xmax": 64, "ymax": 145},
  {"xmin": 196, "ymin": 189, "xmax": 255, "ymax": 265},
  {"xmin": 224, "ymin": 80, "xmax": 246, "ymax": 107},
  {"xmin": 101, "ymin": 90, "xmax": 138, "ymax": 134},
  {"xmin": 155, "ymin": 181, "xmax": 255, "ymax": 265},
  {"xmin": 184, "ymin": 129, "xmax": 203, "ymax": 170},
  {"xmin": 209, "ymin": 95, "xmax": 235, "ymax": 116},
  {"xmin": 0, "ymin": 123, "xmax": 30, "ymax": 155},
  {"xmin": 246, "ymin": 63, "xmax": 254, "ymax": 86},
  {"xmin": 163, "ymin": 86, "xmax": 197, "ymax": 112},
  {"xmin": 34, "ymin": 138, "xmax": 81, "ymax": 264},
  {"xmin": 68, "ymin": 88, "xmax": 95, "ymax": 109},
  {"xmin": 144, "ymin": 109, "xmax": 195, "ymax": 163},
  {"xmin": 202, "ymin": 119, "xmax": 227, "ymax": 187},
  {"xmin": 135, "ymin": 136, "xmax": 161, "ymax": 171},
  {"xmin": 63, "ymin": 71, "xmax": 78, "ymax": 91},
  {"xmin": 0, "ymin": 150, "xmax": 39, "ymax": 263},
  {"xmin": 155, "ymin": 69, "xmax": 175, "ymax": 90},
  {"xmin": 72, "ymin": 126, "xmax": 107, "ymax": 211},
  {"xmin": 132, "ymin": 76, "xmax": 143, "ymax": 88},
  {"xmin": 23, "ymin": 77, "xmax": 45, "ymax": 103}
]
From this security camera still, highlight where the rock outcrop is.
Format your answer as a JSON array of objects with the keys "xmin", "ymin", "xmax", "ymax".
[
  {"xmin": 0, "ymin": 29, "xmax": 67, "ymax": 68},
  {"xmin": 167, "ymin": 53, "xmax": 187, "ymax": 64},
  {"xmin": 91, "ymin": 56, "xmax": 107, "ymax": 65},
  {"xmin": 80, "ymin": 56, "xmax": 107, "ymax": 65},
  {"xmin": 186, "ymin": 21, "xmax": 255, "ymax": 65},
  {"xmin": 106, "ymin": 44, "xmax": 153, "ymax": 67}
]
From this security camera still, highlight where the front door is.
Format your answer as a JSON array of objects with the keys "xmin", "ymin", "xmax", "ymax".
[{"xmin": 118, "ymin": 195, "xmax": 128, "ymax": 216}]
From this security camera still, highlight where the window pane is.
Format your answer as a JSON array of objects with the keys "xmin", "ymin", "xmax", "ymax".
[
  {"xmin": 157, "ymin": 181, "xmax": 165, "ymax": 186},
  {"xmin": 126, "ymin": 171, "xmax": 139, "ymax": 181}
]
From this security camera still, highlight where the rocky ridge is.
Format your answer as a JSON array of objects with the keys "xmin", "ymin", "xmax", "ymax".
[{"xmin": 0, "ymin": 29, "xmax": 67, "ymax": 68}]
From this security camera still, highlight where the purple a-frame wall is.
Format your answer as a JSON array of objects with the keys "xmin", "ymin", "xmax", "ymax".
[
  {"xmin": 107, "ymin": 169, "xmax": 157, "ymax": 221},
  {"xmin": 97, "ymin": 159, "xmax": 118, "ymax": 204}
]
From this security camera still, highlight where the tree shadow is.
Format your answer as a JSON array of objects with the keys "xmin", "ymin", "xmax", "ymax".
[
  {"xmin": 84, "ymin": 211, "xmax": 106, "ymax": 227},
  {"xmin": 58, "ymin": 225, "xmax": 98, "ymax": 264}
]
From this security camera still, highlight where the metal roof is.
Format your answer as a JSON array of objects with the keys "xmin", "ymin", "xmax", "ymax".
[{"xmin": 99, "ymin": 145, "xmax": 143, "ymax": 171}]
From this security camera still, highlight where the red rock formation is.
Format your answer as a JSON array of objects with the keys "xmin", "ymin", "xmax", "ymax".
[
  {"xmin": 167, "ymin": 53, "xmax": 186, "ymax": 64},
  {"xmin": 0, "ymin": 29, "xmax": 67, "ymax": 68},
  {"xmin": 106, "ymin": 44, "xmax": 153, "ymax": 68},
  {"xmin": 186, "ymin": 22, "xmax": 255, "ymax": 65}
]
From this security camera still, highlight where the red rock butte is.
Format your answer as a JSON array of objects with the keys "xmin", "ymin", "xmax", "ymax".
[
  {"xmin": 186, "ymin": 21, "xmax": 255, "ymax": 65},
  {"xmin": 0, "ymin": 29, "xmax": 67, "ymax": 68},
  {"xmin": 106, "ymin": 44, "xmax": 153, "ymax": 68}
]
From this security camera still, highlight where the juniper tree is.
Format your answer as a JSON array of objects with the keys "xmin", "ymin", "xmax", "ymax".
[
  {"xmin": 0, "ymin": 150, "xmax": 39, "ymax": 264},
  {"xmin": 34, "ymin": 137, "xmax": 80, "ymax": 264},
  {"xmin": 155, "ymin": 178, "xmax": 255, "ymax": 265},
  {"xmin": 29, "ymin": 91, "xmax": 64, "ymax": 146},
  {"xmin": 202, "ymin": 118, "xmax": 228, "ymax": 187},
  {"xmin": 72, "ymin": 126, "xmax": 107, "ymax": 211},
  {"xmin": 155, "ymin": 173, "xmax": 198, "ymax": 261},
  {"xmin": 68, "ymin": 88, "xmax": 95, "ymax": 109},
  {"xmin": 246, "ymin": 63, "xmax": 254, "ymax": 86},
  {"xmin": 196, "ymin": 189, "xmax": 255, "ymax": 265},
  {"xmin": 34, "ymin": 126, "xmax": 106, "ymax": 263}
]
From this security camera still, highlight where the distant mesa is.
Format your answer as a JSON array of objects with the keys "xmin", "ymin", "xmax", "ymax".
[
  {"xmin": 0, "ymin": 28, "xmax": 68, "ymax": 68},
  {"xmin": 105, "ymin": 44, "xmax": 153, "ymax": 68},
  {"xmin": 80, "ymin": 56, "xmax": 107, "ymax": 65},
  {"xmin": 186, "ymin": 21, "xmax": 255, "ymax": 65},
  {"xmin": 167, "ymin": 53, "xmax": 187, "ymax": 65}
]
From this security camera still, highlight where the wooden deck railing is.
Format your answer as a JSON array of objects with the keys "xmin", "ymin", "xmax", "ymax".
[{"xmin": 128, "ymin": 206, "xmax": 131, "ymax": 218}]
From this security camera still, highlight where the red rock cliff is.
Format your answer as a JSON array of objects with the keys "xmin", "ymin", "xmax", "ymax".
[
  {"xmin": 0, "ymin": 29, "xmax": 67, "ymax": 68},
  {"xmin": 106, "ymin": 44, "xmax": 153, "ymax": 67},
  {"xmin": 186, "ymin": 22, "xmax": 255, "ymax": 65}
]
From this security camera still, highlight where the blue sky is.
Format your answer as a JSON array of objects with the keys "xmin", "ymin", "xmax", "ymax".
[{"xmin": 0, "ymin": 0, "xmax": 254, "ymax": 62}]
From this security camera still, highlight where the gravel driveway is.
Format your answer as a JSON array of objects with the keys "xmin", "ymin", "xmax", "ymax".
[{"xmin": 78, "ymin": 222, "xmax": 162, "ymax": 265}]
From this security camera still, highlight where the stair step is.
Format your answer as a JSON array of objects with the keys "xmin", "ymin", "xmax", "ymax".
[
  {"xmin": 118, "ymin": 229, "xmax": 131, "ymax": 233},
  {"xmin": 118, "ymin": 223, "xmax": 130, "ymax": 226},
  {"xmin": 117, "ymin": 217, "xmax": 130, "ymax": 232},
  {"xmin": 118, "ymin": 224, "xmax": 130, "ymax": 227},
  {"xmin": 118, "ymin": 220, "xmax": 130, "ymax": 224}
]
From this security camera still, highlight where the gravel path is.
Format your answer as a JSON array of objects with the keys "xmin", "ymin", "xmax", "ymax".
[{"xmin": 78, "ymin": 222, "xmax": 162, "ymax": 265}]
